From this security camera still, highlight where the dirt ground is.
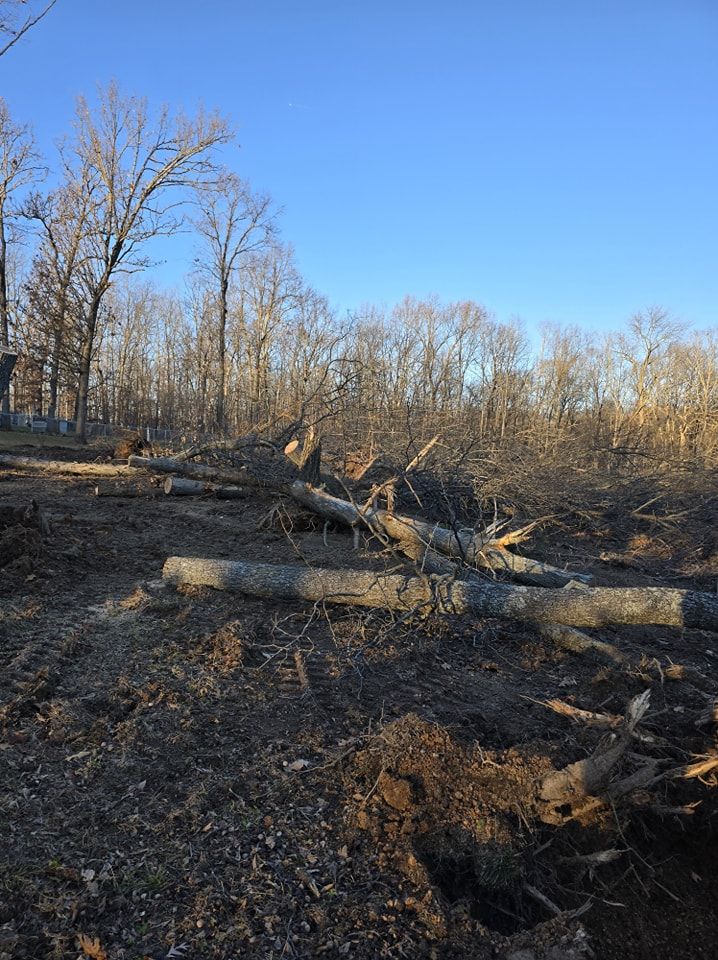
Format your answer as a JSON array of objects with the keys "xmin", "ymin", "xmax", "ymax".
[{"xmin": 1, "ymin": 441, "xmax": 717, "ymax": 960}]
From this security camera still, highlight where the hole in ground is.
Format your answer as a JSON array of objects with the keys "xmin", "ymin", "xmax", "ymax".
[{"xmin": 415, "ymin": 829, "xmax": 548, "ymax": 935}]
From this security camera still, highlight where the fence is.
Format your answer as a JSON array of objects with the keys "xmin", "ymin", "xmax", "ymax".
[{"xmin": 0, "ymin": 413, "xmax": 179, "ymax": 444}]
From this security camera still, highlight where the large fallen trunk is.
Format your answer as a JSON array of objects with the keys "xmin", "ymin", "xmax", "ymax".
[
  {"xmin": 162, "ymin": 557, "xmax": 718, "ymax": 631},
  {"xmin": 0, "ymin": 454, "xmax": 136, "ymax": 477},
  {"xmin": 127, "ymin": 461, "xmax": 588, "ymax": 588}
]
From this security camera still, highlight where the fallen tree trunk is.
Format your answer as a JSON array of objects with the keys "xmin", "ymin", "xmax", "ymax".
[
  {"xmin": 162, "ymin": 557, "xmax": 718, "ymax": 631},
  {"xmin": 128, "ymin": 454, "xmax": 255, "ymax": 487},
  {"xmin": 289, "ymin": 481, "xmax": 591, "ymax": 587},
  {"xmin": 478, "ymin": 546, "xmax": 592, "ymax": 587},
  {"xmin": 290, "ymin": 483, "xmax": 494, "ymax": 561},
  {"xmin": 0, "ymin": 454, "xmax": 136, "ymax": 478},
  {"xmin": 163, "ymin": 476, "xmax": 249, "ymax": 499},
  {"xmin": 129, "ymin": 463, "xmax": 589, "ymax": 588}
]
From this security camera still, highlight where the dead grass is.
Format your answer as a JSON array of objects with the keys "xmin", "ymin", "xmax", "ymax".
[{"xmin": 0, "ymin": 430, "xmax": 87, "ymax": 451}]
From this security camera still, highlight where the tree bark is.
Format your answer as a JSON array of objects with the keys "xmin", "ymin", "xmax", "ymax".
[
  {"xmin": 128, "ymin": 454, "xmax": 255, "ymax": 486},
  {"xmin": 163, "ymin": 476, "xmax": 248, "ymax": 498},
  {"xmin": 0, "ymin": 454, "xmax": 138, "ymax": 477},
  {"xmin": 478, "ymin": 546, "xmax": 592, "ymax": 587},
  {"xmin": 162, "ymin": 557, "xmax": 718, "ymax": 631},
  {"xmin": 214, "ymin": 484, "xmax": 250, "ymax": 500},
  {"xmin": 75, "ymin": 303, "xmax": 98, "ymax": 444},
  {"xmin": 163, "ymin": 477, "xmax": 207, "ymax": 496},
  {"xmin": 0, "ymin": 215, "xmax": 10, "ymax": 413},
  {"xmin": 536, "ymin": 623, "xmax": 630, "ymax": 665},
  {"xmin": 289, "ymin": 482, "xmax": 592, "ymax": 587}
]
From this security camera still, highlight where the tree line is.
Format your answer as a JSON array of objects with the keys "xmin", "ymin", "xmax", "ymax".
[{"xmin": 1, "ymin": 87, "xmax": 717, "ymax": 465}]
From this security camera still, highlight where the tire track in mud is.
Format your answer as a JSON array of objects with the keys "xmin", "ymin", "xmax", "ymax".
[
  {"xmin": 0, "ymin": 610, "xmax": 86, "ymax": 725},
  {"xmin": 274, "ymin": 649, "xmax": 335, "ymax": 705},
  {"xmin": 0, "ymin": 599, "xmax": 143, "ymax": 729}
]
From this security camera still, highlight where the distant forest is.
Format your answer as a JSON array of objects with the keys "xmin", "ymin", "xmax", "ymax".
[{"xmin": 1, "ymin": 88, "xmax": 716, "ymax": 463}]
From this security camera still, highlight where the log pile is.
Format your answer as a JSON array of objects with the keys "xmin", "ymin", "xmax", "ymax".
[{"xmin": 3, "ymin": 439, "xmax": 718, "ymax": 633}]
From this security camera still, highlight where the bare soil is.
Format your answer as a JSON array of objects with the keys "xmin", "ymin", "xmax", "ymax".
[{"xmin": 1, "ymin": 444, "xmax": 717, "ymax": 960}]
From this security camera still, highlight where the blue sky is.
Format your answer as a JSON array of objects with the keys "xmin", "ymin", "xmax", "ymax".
[{"xmin": 2, "ymin": 0, "xmax": 717, "ymax": 331}]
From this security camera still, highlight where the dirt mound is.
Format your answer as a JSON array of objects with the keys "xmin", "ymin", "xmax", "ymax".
[
  {"xmin": 344, "ymin": 715, "xmax": 589, "ymax": 954},
  {"xmin": 113, "ymin": 433, "xmax": 149, "ymax": 459}
]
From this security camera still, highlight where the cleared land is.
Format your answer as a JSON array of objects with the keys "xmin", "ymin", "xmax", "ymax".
[{"xmin": 1, "ymin": 438, "xmax": 717, "ymax": 960}]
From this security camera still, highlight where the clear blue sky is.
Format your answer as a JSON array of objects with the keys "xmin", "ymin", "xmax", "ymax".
[{"xmin": 2, "ymin": 0, "xmax": 717, "ymax": 331}]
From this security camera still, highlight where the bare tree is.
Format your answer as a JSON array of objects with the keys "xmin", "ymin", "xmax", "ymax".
[
  {"xmin": 616, "ymin": 307, "xmax": 681, "ymax": 437},
  {"xmin": 194, "ymin": 172, "xmax": 275, "ymax": 431},
  {"xmin": 0, "ymin": 0, "xmax": 57, "ymax": 57},
  {"xmin": 0, "ymin": 98, "xmax": 44, "ymax": 410},
  {"xmin": 23, "ymin": 167, "xmax": 96, "ymax": 417},
  {"xmin": 67, "ymin": 82, "xmax": 231, "ymax": 440}
]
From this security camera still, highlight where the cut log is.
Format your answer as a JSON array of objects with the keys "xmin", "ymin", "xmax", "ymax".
[
  {"xmin": 129, "ymin": 454, "xmax": 255, "ymax": 486},
  {"xmin": 0, "ymin": 454, "xmax": 137, "ymax": 477},
  {"xmin": 163, "ymin": 477, "xmax": 207, "ymax": 496},
  {"xmin": 94, "ymin": 481, "xmax": 159, "ymax": 498},
  {"xmin": 161, "ymin": 557, "xmax": 718, "ymax": 631},
  {"xmin": 163, "ymin": 476, "xmax": 249, "ymax": 499},
  {"xmin": 214, "ymin": 484, "xmax": 250, "ymax": 500}
]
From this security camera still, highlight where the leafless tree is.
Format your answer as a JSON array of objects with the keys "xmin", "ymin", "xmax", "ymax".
[
  {"xmin": 194, "ymin": 171, "xmax": 275, "ymax": 430},
  {"xmin": 66, "ymin": 82, "xmax": 231, "ymax": 440},
  {"xmin": 0, "ymin": 97, "xmax": 44, "ymax": 409},
  {"xmin": 0, "ymin": 0, "xmax": 57, "ymax": 57}
]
